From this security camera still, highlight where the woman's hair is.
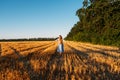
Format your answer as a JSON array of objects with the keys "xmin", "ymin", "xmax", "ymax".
[{"xmin": 59, "ymin": 35, "xmax": 62, "ymax": 39}]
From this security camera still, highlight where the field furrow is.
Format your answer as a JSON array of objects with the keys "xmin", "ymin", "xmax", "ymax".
[{"xmin": 0, "ymin": 41, "xmax": 120, "ymax": 80}]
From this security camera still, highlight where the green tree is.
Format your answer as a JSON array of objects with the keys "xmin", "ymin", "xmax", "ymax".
[{"xmin": 65, "ymin": 0, "xmax": 120, "ymax": 47}]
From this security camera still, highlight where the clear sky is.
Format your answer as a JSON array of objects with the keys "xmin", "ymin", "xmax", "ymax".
[{"xmin": 0, "ymin": 0, "xmax": 83, "ymax": 39}]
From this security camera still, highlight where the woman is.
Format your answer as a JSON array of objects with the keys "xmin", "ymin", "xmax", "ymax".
[{"xmin": 57, "ymin": 35, "xmax": 64, "ymax": 54}]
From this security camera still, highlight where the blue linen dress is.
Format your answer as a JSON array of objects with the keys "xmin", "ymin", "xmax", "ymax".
[{"xmin": 57, "ymin": 43, "xmax": 64, "ymax": 53}]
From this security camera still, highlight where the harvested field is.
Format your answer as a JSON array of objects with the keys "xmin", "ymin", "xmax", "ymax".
[{"xmin": 0, "ymin": 41, "xmax": 120, "ymax": 80}]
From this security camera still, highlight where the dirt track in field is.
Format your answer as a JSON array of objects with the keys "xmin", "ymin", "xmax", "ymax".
[{"xmin": 0, "ymin": 41, "xmax": 120, "ymax": 80}]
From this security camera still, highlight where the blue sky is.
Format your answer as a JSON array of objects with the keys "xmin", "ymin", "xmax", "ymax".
[{"xmin": 0, "ymin": 0, "xmax": 83, "ymax": 39}]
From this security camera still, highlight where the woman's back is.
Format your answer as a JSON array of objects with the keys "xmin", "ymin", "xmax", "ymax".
[{"xmin": 58, "ymin": 38, "xmax": 63, "ymax": 44}]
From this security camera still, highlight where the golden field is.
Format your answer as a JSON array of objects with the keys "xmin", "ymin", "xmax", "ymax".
[{"xmin": 0, "ymin": 41, "xmax": 120, "ymax": 80}]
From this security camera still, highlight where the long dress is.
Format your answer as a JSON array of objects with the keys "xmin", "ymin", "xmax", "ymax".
[{"xmin": 57, "ymin": 39, "xmax": 64, "ymax": 53}]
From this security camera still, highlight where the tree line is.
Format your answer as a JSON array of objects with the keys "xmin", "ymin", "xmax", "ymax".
[
  {"xmin": 0, "ymin": 37, "xmax": 56, "ymax": 42},
  {"xmin": 65, "ymin": 0, "xmax": 120, "ymax": 47}
]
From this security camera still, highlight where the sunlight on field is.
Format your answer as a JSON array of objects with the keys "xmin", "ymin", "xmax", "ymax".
[{"xmin": 0, "ymin": 41, "xmax": 120, "ymax": 80}]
